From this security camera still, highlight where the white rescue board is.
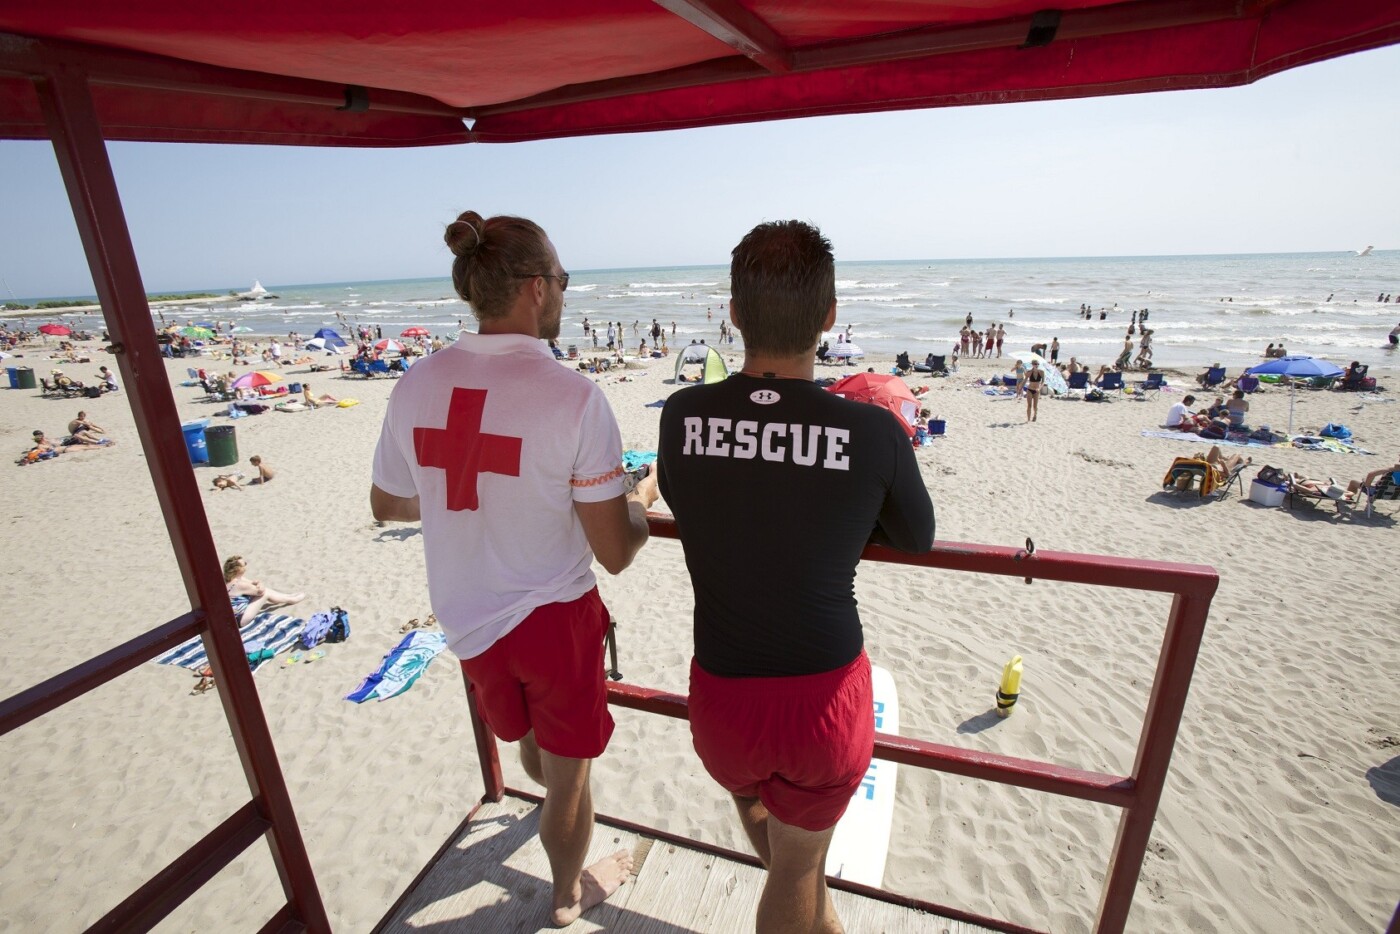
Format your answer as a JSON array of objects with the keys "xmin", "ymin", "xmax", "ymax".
[{"xmin": 824, "ymin": 664, "xmax": 899, "ymax": 887}]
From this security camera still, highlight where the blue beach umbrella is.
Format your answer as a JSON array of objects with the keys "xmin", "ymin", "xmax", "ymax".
[{"xmin": 1245, "ymin": 355, "xmax": 1344, "ymax": 434}]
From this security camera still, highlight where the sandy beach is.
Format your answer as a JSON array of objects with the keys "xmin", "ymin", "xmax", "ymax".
[{"xmin": 1, "ymin": 338, "xmax": 1396, "ymax": 933}]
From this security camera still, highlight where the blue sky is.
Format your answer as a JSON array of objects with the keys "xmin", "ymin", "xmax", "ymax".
[{"xmin": 2, "ymin": 44, "xmax": 1398, "ymax": 300}]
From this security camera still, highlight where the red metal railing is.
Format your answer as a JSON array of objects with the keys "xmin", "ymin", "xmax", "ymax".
[
  {"xmin": 0, "ymin": 59, "xmax": 329, "ymax": 932},
  {"xmin": 465, "ymin": 518, "xmax": 1216, "ymax": 934}
]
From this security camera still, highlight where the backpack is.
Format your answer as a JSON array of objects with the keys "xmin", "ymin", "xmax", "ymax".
[
  {"xmin": 325, "ymin": 606, "xmax": 351, "ymax": 643},
  {"xmin": 1319, "ymin": 423, "xmax": 1352, "ymax": 440},
  {"xmin": 1085, "ymin": 388, "xmax": 1106, "ymax": 402},
  {"xmin": 1199, "ymin": 420, "xmax": 1228, "ymax": 440}
]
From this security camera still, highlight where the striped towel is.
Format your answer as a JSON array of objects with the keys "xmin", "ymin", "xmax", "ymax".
[{"xmin": 155, "ymin": 611, "xmax": 305, "ymax": 672}]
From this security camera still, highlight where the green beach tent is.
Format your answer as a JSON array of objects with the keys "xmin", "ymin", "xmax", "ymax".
[{"xmin": 674, "ymin": 343, "xmax": 729, "ymax": 385}]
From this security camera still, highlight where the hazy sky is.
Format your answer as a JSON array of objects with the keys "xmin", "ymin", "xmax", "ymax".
[{"xmin": 2, "ymin": 44, "xmax": 1397, "ymax": 300}]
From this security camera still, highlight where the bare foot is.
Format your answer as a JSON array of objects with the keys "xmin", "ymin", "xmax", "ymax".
[{"xmin": 551, "ymin": 850, "xmax": 634, "ymax": 926}]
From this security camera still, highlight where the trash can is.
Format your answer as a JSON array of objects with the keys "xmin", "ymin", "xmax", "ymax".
[
  {"xmin": 15, "ymin": 367, "xmax": 36, "ymax": 390},
  {"xmin": 5, "ymin": 366, "xmax": 17, "ymax": 388},
  {"xmin": 181, "ymin": 420, "xmax": 209, "ymax": 465},
  {"xmin": 206, "ymin": 424, "xmax": 238, "ymax": 467}
]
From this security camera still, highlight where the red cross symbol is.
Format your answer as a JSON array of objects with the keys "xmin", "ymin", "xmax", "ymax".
[{"xmin": 414, "ymin": 387, "xmax": 522, "ymax": 511}]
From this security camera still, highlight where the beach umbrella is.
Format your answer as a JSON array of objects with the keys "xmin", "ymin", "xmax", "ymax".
[
  {"xmin": 180, "ymin": 326, "xmax": 215, "ymax": 339},
  {"xmin": 400, "ymin": 326, "xmax": 431, "ymax": 338},
  {"xmin": 1008, "ymin": 352, "xmax": 1069, "ymax": 395},
  {"xmin": 374, "ymin": 338, "xmax": 406, "ymax": 353},
  {"xmin": 312, "ymin": 327, "xmax": 347, "ymax": 345},
  {"xmin": 827, "ymin": 372, "xmax": 919, "ymax": 436},
  {"xmin": 38, "ymin": 323, "xmax": 71, "ymax": 336},
  {"xmin": 230, "ymin": 370, "xmax": 282, "ymax": 390},
  {"xmin": 1244, "ymin": 354, "xmax": 1344, "ymax": 434},
  {"xmin": 305, "ymin": 337, "xmax": 345, "ymax": 354}
]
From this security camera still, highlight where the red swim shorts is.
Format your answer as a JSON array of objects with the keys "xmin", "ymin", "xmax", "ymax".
[
  {"xmin": 460, "ymin": 587, "xmax": 614, "ymax": 760},
  {"xmin": 688, "ymin": 651, "xmax": 873, "ymax": 832}
]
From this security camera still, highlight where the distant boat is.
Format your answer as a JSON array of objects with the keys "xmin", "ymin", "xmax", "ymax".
[
  {"xmin": 237, "ymin": 280, "xmax": 272, "ymax": 301},
  {"xmin": 1356, "ymin": 245, "xmax": 1374, "ymax": 256}
]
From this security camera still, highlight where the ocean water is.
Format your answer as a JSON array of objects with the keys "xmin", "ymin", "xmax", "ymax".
[{"xmin": 97, "ymin": 250, "xmax": 1400, "ymax": 372}]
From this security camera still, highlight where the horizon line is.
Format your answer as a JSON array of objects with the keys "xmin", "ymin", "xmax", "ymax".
[{"xmin": 7, "ymin": 247, "xmax": 1394, "ymax": 303}]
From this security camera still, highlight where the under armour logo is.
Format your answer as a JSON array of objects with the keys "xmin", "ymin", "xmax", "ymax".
[{"xmin": 749, "ymin": 389, "xmax": 781, "ymax": 405}]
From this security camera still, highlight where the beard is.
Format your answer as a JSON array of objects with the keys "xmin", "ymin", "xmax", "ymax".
[{"xmin": 539, "ymin": 293, "xmax": 564, "ymax": 341}]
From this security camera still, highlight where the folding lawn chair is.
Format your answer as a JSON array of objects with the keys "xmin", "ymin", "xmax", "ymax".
[
  {"xmin": 1136, "ymin": 372, "xmax": 1165, "ymax": 399},
  {"xmin": 1363, "ymin": 472, "xmax": 1400, "ymax": 518},
  {"xmin": 1098, "ymin": 371, "xmax": 1125, "ymax": 394}
]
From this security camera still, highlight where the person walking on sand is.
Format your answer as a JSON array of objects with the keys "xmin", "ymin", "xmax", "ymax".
[
  {"xmin": 1025, "ymin": 359, "xmax": 1045, "ymax": 422},
  {"xmin": 658, "ymin": 220, "xmax": 934, "ymax": 934},
  {"xmin": 371, "ymin": 210, "xmax": 656, "ymax": 926}
]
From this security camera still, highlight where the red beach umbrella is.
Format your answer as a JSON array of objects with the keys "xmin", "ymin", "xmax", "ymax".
[
  {"xmin": 826, "ymin": 373, "xmax": 920, "ymax": 437},
  {"xmin": 38, "ymin": 323, "xmax": 71, "ymax": 336},
  {"xmin": 374, "ymin": 338, "xmax": 406, "ymax": 353},
  {"xmin": 400, "ymin": 326, "xmax": 430, "ymax": 338},
  {"xmin": 230, "ymin": 370, "xmax": 282, "ymax": 390}
]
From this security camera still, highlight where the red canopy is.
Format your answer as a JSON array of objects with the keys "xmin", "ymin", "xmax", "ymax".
[
  {"xmin": 1, "ymin": 2, "xmax": 1397, "ymax": 148},
  {"xmin": 827, "ymin": 372, "xmax": 921, "ymax": 437}
]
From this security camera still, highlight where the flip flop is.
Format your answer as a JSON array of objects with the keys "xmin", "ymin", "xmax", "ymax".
[
  {"xmin": 284, "ymin": 652, "xmax": 303, "ymax": 665},
  {"xmin": 304, "ymin": 650, "xmax": 327, "ymax": 663}
]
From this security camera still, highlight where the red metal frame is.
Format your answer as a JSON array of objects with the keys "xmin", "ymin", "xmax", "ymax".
[
  {"xmin": 459, "ymin": 516, "xmax": 1215, "ymax": 934},
  {"xmin": 0, "ymin": 65, "xmax": 328, "ymax": 932}
]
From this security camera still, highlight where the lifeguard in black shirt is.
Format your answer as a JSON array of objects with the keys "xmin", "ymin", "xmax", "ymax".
[{"xmin": 658, "ymin": 220, "xmax": 935, "ymax": 934}]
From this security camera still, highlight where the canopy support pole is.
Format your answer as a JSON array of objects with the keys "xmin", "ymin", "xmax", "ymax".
[{"xmin": 32, "ymin": 62, "xmax": 329, "ymax": 931}]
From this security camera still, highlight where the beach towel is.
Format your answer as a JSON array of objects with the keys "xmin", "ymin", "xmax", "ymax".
[
  {"xmin": 623, "ymin": 449, "xmax": 658, "ymax": 471},
  {"xmin": 1140, "ymin": 429, "xmax": 1373, "ymax": 455},
  {"xmin": 155, "ymin": 611, "xmax": 305, "ymax": 672},
  {"xmin": 345, "ymin": 631, "xmax": 448, "ymax": 703}
]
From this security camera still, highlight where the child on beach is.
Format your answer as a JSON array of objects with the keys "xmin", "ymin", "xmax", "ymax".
[{"xmin": 249, "ymin": 454, "xmax": 275, "ymax": 484}]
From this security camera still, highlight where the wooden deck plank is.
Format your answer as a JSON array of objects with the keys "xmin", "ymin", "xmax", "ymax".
[{"xmin": 381, "ymin": 799, "xmax": 1002, "ymax": 933}]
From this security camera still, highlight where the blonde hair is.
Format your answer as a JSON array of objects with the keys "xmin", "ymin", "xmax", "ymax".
[
  {"xmin": 222, "ymin": 555, "xmax": 244, "ymax": 582},
  {"xmin": 444, "ymin": 211, "xmax": 552, "ymax": 321}
]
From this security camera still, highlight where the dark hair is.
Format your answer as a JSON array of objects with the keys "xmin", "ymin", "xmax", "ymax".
[
  {"xmin": 1183, "ymin": 394, "xmax": 1196, "ymax": 404},
  {"xmin": 729, "ymin": 220, "xmax": 835, "ymax": 355},
  {"xmin": 443, "ymin": 211, "xmax": 552, "ymax": 321}
]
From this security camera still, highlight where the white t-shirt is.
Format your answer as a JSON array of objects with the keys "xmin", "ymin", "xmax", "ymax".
[
  {"xmin": 372, "ymin": 332, "xmax": 626, "ymax": 659},
  {"xmin": 1165, "ymin": 401, "xmax": 1191, "ymax": 427}
]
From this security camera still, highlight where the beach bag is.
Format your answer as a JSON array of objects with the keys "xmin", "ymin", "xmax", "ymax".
[
  {"xmin": 1084, "ymin": 388, "xmax": 1106, "ymax": 402},
  {"xmin": 1319, "ymin": 423, "xmax": 1351, "ymax": 440},
  {"xmin": 1249, "ymin": 426, "xmax": 1283, "ymax": 443},
  {"xmin": 325, "ymin": 606, "xmax": 351, "ymax": 643},
  {"xmin": 1199, "ymin": 420, "xmax": 1228, "ymax": 440},
  {"xmin": 300, "ymin": 611, "xmax": 334, "ymax": 649},
  {"xmin": 1256, "ymin": 465, "xmax": 1287, "ymax": 488}
]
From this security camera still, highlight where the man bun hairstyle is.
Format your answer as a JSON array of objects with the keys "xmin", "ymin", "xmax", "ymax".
[
  {"xmin": 444, "ymin": 211, "xmax": 552, "ymax": 321},
  {"xmin": 729, "ymin": 220, "xmax": 836, "ymax": 356}
]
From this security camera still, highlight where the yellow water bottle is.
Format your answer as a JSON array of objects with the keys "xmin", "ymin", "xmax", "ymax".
[{"xmin": 996, "ymin": 655, "xmax": 1023, "ymax": 718}]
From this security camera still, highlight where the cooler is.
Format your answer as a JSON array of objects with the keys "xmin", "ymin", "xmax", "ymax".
[
  {"xmin": 205, "ymin": 424, "xmax": 238, "ymax": 467},
  {"xmin": 928, "ymin": 418, "xmax": 946, "ymax": 436},
  {"xmin": 6, "ymin": 366, "xmax": 17, "ymax": 388},
  {"xmin": 1249, "ymin": 480, "xmax": 1285, "ymax": 507},
  {"xmin": 181, "ymin": 419, "xmax": 209, "ymax": 464}
]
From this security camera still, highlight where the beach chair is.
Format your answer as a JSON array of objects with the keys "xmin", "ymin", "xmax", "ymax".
[
  {"xmin": 1097, "ymin": 371, "xmax": 1125, "ymax": 394},
  {"xmin": 1136, "ymin": 372, "xmax": 1166, "ymax": 399},
  {"xmin": 1200, "ymin": 366, "xmax": 1226, "ymax": 389},
  {"xmin": 1339, "ymin": 365, "xmax": 1369, "ymax": 392},
  {"xmin": 1362, "ymin": 472, "xmax": 1400, "ymax": 518},
  {"xmin": 1286, "ymin": 478, "xmax": 1357, "ymax": 515},
  {"xmin": 1066, "ymin": 371, "xmax": 1089, "ymax": 394},
  {"xmin": 895, "ymin": 351, "xmax": 913, "ymax": 374},
  {"xmin": 1237, "ymin": 375, "xmax": 1260, "ymax": 393},
  {"xmin": 1162, "ymin": 456, "xmax": 1246, "ymax": 501}
]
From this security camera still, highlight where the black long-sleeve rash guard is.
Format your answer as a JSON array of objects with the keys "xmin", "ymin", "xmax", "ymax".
[{"xmin": 658, "ymin": 373, "xmax": 935, "ymax": 678}]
